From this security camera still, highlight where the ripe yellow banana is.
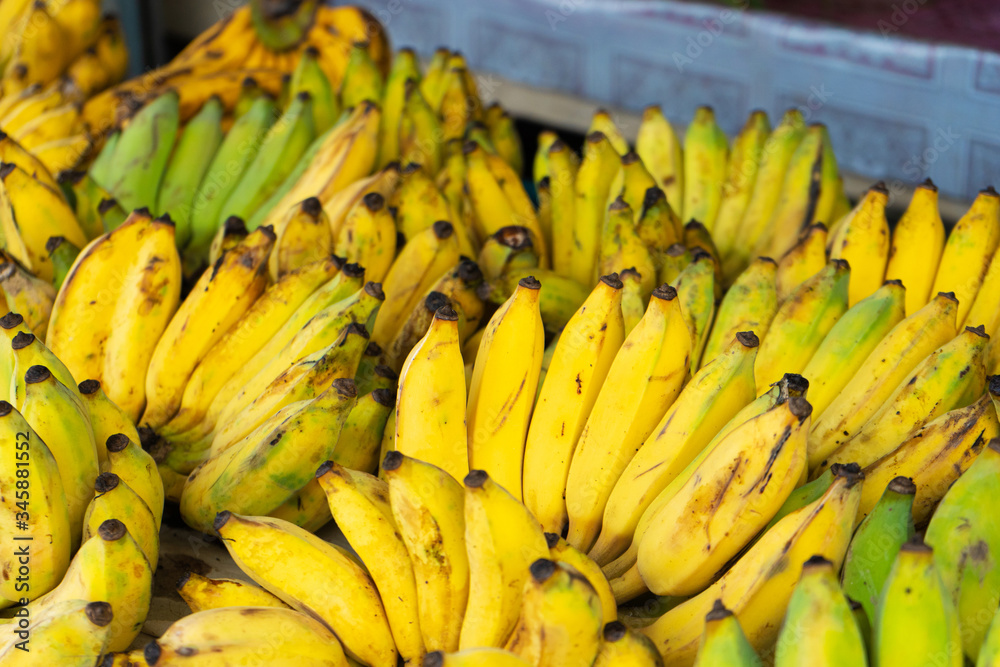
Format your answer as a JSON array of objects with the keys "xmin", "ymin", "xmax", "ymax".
[
  {"xmin": 0, "ymin": 260, "xmax": 55, "ymax": 339},
  {"xmin": 339, "ymin": 41, "xmax": 384, "ymax": 110},
  {"xmin": 671, "ymin": 251, "xmax": 717, "ymax": 373},
  {"xmin": 931, "ymin": 186, "xmax": 1000, "ymax": 327},
  {"xmin": 874, "ymin": 539, "xmax": 963, "ymax": 667},
  {"xmin": 486, "ymin": 104, "xmax": 524, "ymax": 180},
  {"xmin": 638, "ymin": 186, "xmax": 683, "ymax": 269},
  {"xmin": 546, "ymin": 138, "xmax": 578, "ymax": 277},
  {"xmin": 607, "ymin": 151, "xmax": 658, "ymax": 226},
  {"xmin": 335, "ymin": 191, "xmax": 396, "ymax": 283},
  {"xmin": 594, "ymin": 620, "xmax": 664, "ymax": 666},
  {"xmin": 638, "ymin": 395, "xmax": 811, "ymax": 597},
  {"xmin": 701, "ymin": 256, "xmax": 777, "ymax": 368},
  {"xmin": 593, "ymin": 331, "xmax": 759, "ymax": 568},
  {"xmin": 0, "ymin": 599, "xmax": 113, "ymax": 666},
  {"xmin": 103, "ymin": 433, "xmax": 163, "ymax": 533},
  {"xmin": 754, "ymin": 259, "xmax": 850, "ymax": 393},
  {"xmin": 214, "ymin": 511, "xmax": 397, "ymax": 667},
  {"xmin": 600, "ymin": 198, "xmax": 657, "ymax": 300},
  {"xmin": 681, "ymin": 106, "xmax": 728, "ymax": 230},
  {"xmin": 316, "ymin": 461, "xmax": 425, "ymax": 662},
  {"xmin": 619, "ymin": 267, "xmax": 646, "ymax": 336},
  {"xmin": 636, "ymin": 105, "xmax": 683, "ymax": 215},
  {"xmin": 272, "ymin": 196, "xmax": 333, "ymax": 279},
  {"xmin": 460, "ymin": 470, "xmax": 549, "ymax": 649},
  {"xmin": 400, "ymin": 79, "xmax": 443, "ymax": 173},
  {"xmin": 565, "ymin": 284, "xmax": 691, "ymax": 552},
  {"xmin": 395, "ymin": 305, "xmax": 469, "ymax": 481},
  {"xmin": 712, "ymin": 110, "xmax": 771, "ymax": 265},
  {"xmin": 395, "ymin": 163, "xmax": 477, "ymax": 258},
  {"xmin": 423, "ymin": 648, "xmax": 532, "ymax": 667},
  {"xmin": 545, "ymin": 532, "xmax": 617, "ymax": 625},
  {"xmin": 377, "ymin": 48, "xmax": 420, "ymax": 168},
  {"xmin": 467, "ymin": 277, "xmax": 544, "ymax": 498},
  {"xmin": 885, "ymin": 179, "xmax": 945, "ymax": 316},
  {"xmin": 82, "ymin": 472, "xmax": 159, "ymax": 570},
  {"xmin": 828, "ymin": 183, "xmax": 890, "ymax": 306},
  {"xmin": 807, "ymin": 290, "xmax": 958, "ymax": 468},
  {"xmin": 504, "ymin": 559, "xmax": 603, "ymax": 667},
  {"xmin": 570, "ymin": 131, "xmax": 621, "ymax": 286},
  {"xmin": 640, "ymin": 466, "xmax": 862, "ymax": 664},
  {"xmin": 823, "ymin": 325, "xmax": 987, "ymax": 472},
  {"xmin": 523, "ymin": 274, "xmax": 625, "ymax": 533},
  {"xmin": 0, "ymin": 400, "xmax": 70, "ymax": 607},
  {"xmin": 800, "ymin": 279, "xmax": 906, "ymax": 420},
  {"xmin": 858, "ymin": 388, "xmax": 1000, "ymax": 524},
  {"xmin": 383, "ymin": 451, "xmax": 469, "ymax": 653},
  {"xmin": 176, "ymin": 571, "xmax": 289, "ymax": 612}
]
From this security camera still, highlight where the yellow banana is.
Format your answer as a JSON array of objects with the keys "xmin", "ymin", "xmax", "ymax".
[
  {"xmin": 82, "ymin": 472, "xmax": 159, "ymax": 570},
  {"xmin": 564, "ymin": 284, "xmax": 692, "ymax": 553},
  {"xmin": 754, "ymin": 259, "xmax": 850, "ymax": 393},
  {"xmin": 0, "ymin": 599, "xmax": 113, "ymax": 666},
  {"xmin": 423, "ymin": 648, "xmax": 532, "ymax": 667},
  {"xmin": 828, "ymin": 183, "xmax": 890, "ymax": 306},
  {"xmin": 712, "ymin": 110, "xmax": 771, "ymax": 264},
  {"xmin": 547, "ymin": 138, "xmax": 579, "ymax": 276},
  {"xmin": 400, "ymin": 79, "xmax": 442, "ymax": 173},
  {"xmin": 636, "ymin": 105, "xmax": 683, "ymax": 215},
  {"xmin": 395, "ymin": 163, "xmax": 477, "ymax": 258},
  {"xmin": 467, "ymin": 277, "xmax": 544, "ymax": 498},
  {"xmin": 589, "ymin": 109, "xmax": 629, "ymax": 154},
  {"xmin": 637, "ymin": 186, "xmax": 682, "ymax": 269},
  {"xmin": 885, "ymin": 179, "xmax": 945, "ymax": 316},
  {"xmin": 545, "ymin": 532, "xmax": 617, "ymax": 625},
  {"xmin": 600, "ymin": 198, "xmax": 657, "ymax": 300},
  {"xmin": 671, "ymin": 251, "xmax": 717, "ymax": 372},
  {"xmin": 775, "ymin": 222, "xmax": 828, "ymax": 303},
  {"xmin": 177, "ymin": 571, "xmax": 289, "ymax": 613},
  {"xmin": 103, "ymin": 433, "xmax": 163, "ymax": 532},
  {"xmin": 700, "ymin": 256, "xmax": 777, "ymax": 368},
  {"xmin": 594, "ymin": 620, "xmax": 664, "ymax": 666},
  {"xmin": 569, "ymin": 131, "xmax": 621, "ymax": 286},
  {"xmin": 383, "ymin": 451, "xmax": 469, "ymax": 653},
  {"xmin": 807, "ymin": 291, "xmax": 959, "ymax": 468},
  {"xmin": 486, "ymin": 104, "xmax": 524, "ymax": 178},
  {"xmin": 931, "ymin": 186, "xmax": 1000, "ymax": 327},
  {"xmin": 272, "ymin": 196, "xmax": 333, "ymax": 279},
  {"xmin": 378, "ymin": 47, "xmax": 420, "ymax": 168},
  {"xmin": 681, "ymin": 106, "xmax": 729, "ymax": 230},
  {"xmin": 395, "ymin": 305, "xmax": 469, "ymax": 481},
  {"xmin": 593, "ymin": 331, "xmax": 759, "ymax": 568},
  {"xmin": 607, "ymin": 151, "xmax": 658, "ymax": 226},
  {"xmin": 316, "ymin": 461, "xmax": 425, "ymax": 662},
  {"xmin": 334, "ymin": 191, "xmax": 396, "ymax": 283},
  {"xmin": 214, "ymin": 511, "xmax": 396, "ymax": 667},
  {"xmin": 0, "ymin": 258, "xmax": 55, "ymax": 339},
  {"xmin": 619, "ymin": 267, "xmax": 646, "ymax": 336}
]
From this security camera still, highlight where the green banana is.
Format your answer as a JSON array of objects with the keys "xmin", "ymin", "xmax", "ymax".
[{"xmin": 290, "ymin": 46, "xmax": 338, "ymax": 133}]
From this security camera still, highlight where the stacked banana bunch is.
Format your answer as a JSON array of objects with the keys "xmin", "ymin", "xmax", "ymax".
[
  {"xmin": 0, "ymin": 0, "xmax": 128, "ymax": 174},
  {"xmin": 0, "ymin": 311, "xmax": 163, "ymax": 661}
]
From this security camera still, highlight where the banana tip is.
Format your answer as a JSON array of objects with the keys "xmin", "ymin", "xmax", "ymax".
[
  {"xmin": 464, "ymin": 470, "xmax": 489, "ymax": 488},
  {"xmin": 11, "ymin": 331, "xmax": 34, "ymax": 350},
  {"xmin": 78, "ymin": 379, "xmax": 101, "ymax": 395},
  {"xmin": 705, "ymin": 599, "xmax": 732, "ymax": 621},
  {"xmin": 85, "ymin": 601, "xmax": 114, "ymax": 628},
  {"xmin": 422, "ymin": 652, "xmax": 444, "ymax": 667},
  {"xmin": 315, "ymin": 460, "xmax": 336, "ymax": 478},
  {"xmin": 213, "ymin": 511, "xmax": 232, "ymax": 533},
  {"xmin": 382, "ymin": 450, "xmax": 403, "ymax": 472},
  {"xmin": 603, "ymin": 620, "xmax": 628, "ymax": 642},
  {"xmin": 0, "ymin": 312, "xmax": 24, "ymax": 329},
  {"xmin": 887, "ymin": 476, "xmax": 916, "ymax": 496},
  {"xmin": 94, "ymin": 472, "xmax": 120, "ymax": 493},
  {"xmin": 106, "ymin": 433, "xmax": 130, "ymax": 452},
  {"xmin": 144, "ymin": 641, "xmax": 162, "ymax": 665},
  {"xmin": 530, "ymin": 558, "xmax": 557, "ymax": 582},
  {"xmin": 98, "ymin": 518, "xmax": 127, "ymax": 541},
  {"xmin": 518, "ymin": 275, "xmax": 541, "ymax": 291},
  {"xmin": 0, "ymin": 401, "xmax": 11, "ymax": 417},
  {"xmin": 24, "ymin": 365, "xmax": 50, "ymax": 384}
]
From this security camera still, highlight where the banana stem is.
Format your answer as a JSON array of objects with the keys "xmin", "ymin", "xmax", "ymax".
[{"xmin": 249, "ymin": 0, "xmax": 319, "ymax": 52}]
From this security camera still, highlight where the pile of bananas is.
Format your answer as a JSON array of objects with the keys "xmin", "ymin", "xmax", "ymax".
[{"xmin": 0, "ymin": 0, "xmax": 128, "ymax": 174}]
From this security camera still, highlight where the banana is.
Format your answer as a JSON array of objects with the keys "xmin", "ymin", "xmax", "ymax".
[
  {"xmin": 523, "ymin": 274, "xmax": 625, "ymax": 533},
  {"xmin": 926, "ymin": 438, "xmax": 1000, "ymax": 661},
  {"xmin": 144, "ymin": 605, "xmax": 349, "ymax": 666},
  {"xmin": 87, "ymin": 128, "xmax": 118, "ymax": 189},
  {"xmin": 0, "ymin": 600, "xmax": 113, "ymax": 666},
  {"xmin": 316, "ymin": 461, "xmax": 425, "ymax": 662},
  {"xmin": 874, "ymin": 539, "xmax": 963, "ymax": 667},
  {"xmin": 841, "ymin": 476, "xmax": 916, "ymax": 626},
  {"xmin": 1, "ymin": 3, "xmax": 71, "ymax": 92},
  {"xmin": 822, "ymin": 324, "xmax": 988, "ymax": 471},
  {"xmin": 371, "ymin": 220, "xmax": 460, "ymax": 346},
  {"xmin": 141, "ymin": 226, "xmax": 273, "ymax": 429},
  {"xmin": 26, "ymin": 518, "xmax": 152, "ymax": 652},
  {"xmin": 99, "ymin": 213, "xmax": 182, "ymax": 421},
  {"xmin": 10, "ymin": 102, "xmax": 82, "ymax": 151},
  {"xmin": 931, "ymin": 187, "xmax": 1000, "ymax": 327},
  {"xmin": 600, "ymin": 199, "xmax": 657, "ymax": 300},
  {"xmin": 548, "ymin": 138, "xmax": 579, "ymax": 277},
  {"xmin": 59, "ymin": 170, "xmax": 110, "ymax": 240},
  {"xmin": 48, "ymin": 0, "xmax": 103, "ymax": 62},
  {"xmin": 774, "ymin": 556, "xmax": 868, "ymax": 667},
  {"xmin": 177, "ymin": 571, "xmax": 289, "ymax": 613},
  {"xmin": 683, "ymin": 221, "xmax": 724, "ymax": 297},
  {"xmin": 185, "ymin": 95, "xmax": 277, "ymax": 267},
  {"xmin": 671, "ymin": 251, "xmax": 717, "ymax": 372},
  {"xmin": 712, "ymin": 110, "xmax": 771, "ymax": 264},
  {"xmin": 400, "ymin": 79, "xmax": 442, "ymax": 173},
  {"xmin": 0, "ymin": 161, "xmax": 88, "ymax": 281},
  {"xmin": 763, "ymin": 124, "xmax": 836, "ymax": 259},
  {"xmin": 486, "ymin": 104, "xmax": 523, "ymax": 178},
  {"xmin": 607, "ymin": 151, "xmax": 658, "ymax": 226},
  {"xmin": 155, "ymin": 96, "xmax": 225, "ymax": 247},
  {"xmin": 700, "ymin": 256, "xmax": 777, "ymax": 368},
  {"xmin": 636, "ymin": 393, "xmax": 810, "ymax": 597},
  {"xmin": 460, "ymin": 470, "xmax": 549, "ymax": 649},
  {"xmin": 46, "ymin": 235, "xmax": 80, "ymax": 291},
  {"xmin": 339, "ymin": 41, "xmax": 384, "ymax": 110},
  {"xmin": 103, "ymin": 433, "xmax": 163, "ymax": 532},
  {"xmin": 692, "ymin": 601, "xmax": 762, "ymax": 667},
  {"xmin": 377, "ymin": 48, "xmax": 420, "ymax": 168},
  {"xmin": 534, "ymin": 130, "xmax": 558, "ymax": 187},
  {"xmin": 799, "ymin": 279, "xmax": 906, "ymax": 419},
  {"xmin": 0, "ymin": 129, "xmax": 59, "ymax": 190},
  {"xmin": 885, "ymin": 179, "xmax": 945, "ymax": 316},
  {"xmin": 467, "ymin": 276, "xmax": 544, "ymax": 498},
  {"xmin": 638, "ymin": 186, "xmax": 682, "ymax": 268},
  {"xmin": 0, "ymin": 258, "xmax": 55, "ymax": 338},
  {"xmin": 233, "ymin": 76, "xmax": 266, "ymax": 119},
  {"xmin": 0, "ymin": 400, "xmax": 71, "ymax": 607},
  {"xmin": 858, "ymin": 389, "xmax": 1000, "ymax": 523},
  {"xmin": 7, "ymin": 331, "xmax": 78, "ymax": 409},
  {"xmin": 681, "ymin": 106, "xmax": 728, "ymax": 230},
  {"xmin": 0, "ymin": 312, "xmax": 31, "ymax": 398},
  {"xmin": 335, "ymin": 192, "xmax": 396, "ymax": 283},
  {"xmin": 982, "ymin": 613, "xmax": 1000, "ymax": 667},
  {"xmin": 208, "ymin": 324, "xmax": 368, "ymax": 457},
  {"xmin": 214, "ymin": 511, "xmax": 396, "ymax": 667},
  {"xmin": 97, "ymin": 197, "xmax": 127, "ymax": 232},
  {"xmin": 968, "ymin": 233, "xmax": 1000, "ymax": 350},
  {"xmin": 82, "ymin": 472, "xmax": 159, "ymax": 570},
  {"xmin": 159, "ymin": 256, "xmax": 342, "ymax": 437},
  {"xmin": 544, "ymin": 532, "xmax": 617, "ymax": 624},
  {"xmin": 754, "ymin": 259, "xmax": 850, "ymax": 393},
  {"xmin": 423, "ymin": 648, "xmax": 532, "ymax": 667},
  {"xmin": 597, "ymin": 331, "xmax": 760, "ymax": 576},
  {"xmin": 595, "ymin": 621, "xmax": 664, "ymax": 666},
  {"xmin": 383, "ymin": 451, "xmax": 469, "ymax": 653},
  {"xmin": 32, "ymin": 133, "xmax": 93, "ymax": 176},
  {"xmin": 807, "ymin": 291, "xmax": 959, "ymax": 468},
  {"xmin": 619, "ymin": 268, "xmax": 646, "ymax": 336},
  {"xmin": 484, "ymin": 267, "xmax": 589, "ymax": 334},
  {"xmin": 589, "ymin": 109, "xmax": 629, "ymax": 154},
  {"xmin": 828, "ymin": 183, "xmax": 890, "ymax": 306},
  {"xmin": 290, "ymin": 46, "xmax": 337, "ymax": 133},
  {"xmin": 564, "ymin": 284, "xmax": 691, "ymax": 553},
  {"xmin": 504, "ymin": 559, "xmax": 603, "ymax": 666},
  {"xmin": 569, "ymin": 131, "xmax": 622, "ymax": 286},
  {"xmin": 723, "ymin": 109, "xmax": 806, "ymax": 280},
  {"xmin": 0, "ymin": 0, "xmax": 33, "ymax": 60},
  {"xmin": 440, "ymin": 66, "xmax": 475, "ymax": 142},
  {"xmin": 395, "ymin": 163, "xmax": 477, "ymax": 258},
  {"xmin": 477, "ymin": 226, "xmax": 538, "ymax": 282},
  {"xmin": 640, "ymin": 466, "xmax": 862, "ymax": 664},
  {"xmin": 221, "ymin": 92, "xmax": 316, "ymax": 228},
  {"xmin": 849, "ymin": 597, "xmax": 873, "ymax": 655},
  {"xmin": 103, "ymin": 90, "xmax": 180, "ymax": 213},
  {"xmin": 17, "ymin": 365, "xmax": 97, "ymax": 548},
  {"xmin": 272, "ymin": 196, "xmax": 333, "ymax": 278}
]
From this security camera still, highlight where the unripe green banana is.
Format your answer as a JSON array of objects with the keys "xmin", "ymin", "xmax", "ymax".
[{"xmin": 692, "ymin": 600, "xmax": 763, "ymax": 667}]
